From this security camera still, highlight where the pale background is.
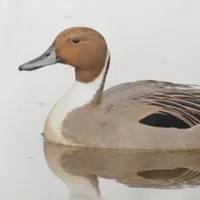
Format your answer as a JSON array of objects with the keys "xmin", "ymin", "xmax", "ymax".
[{"xmin": 1, "ymin": 0, "xmax": 200, "ymax": 199}]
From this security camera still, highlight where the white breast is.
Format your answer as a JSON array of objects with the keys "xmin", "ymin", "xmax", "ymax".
[{"xmin": 43, "ymin": 51, "xmax": 110, "ymax": 145}]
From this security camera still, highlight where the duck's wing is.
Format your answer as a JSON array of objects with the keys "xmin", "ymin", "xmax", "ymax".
[
  {"xmin": 62, "ymin": 80, "xmax": 200, "ymax": 150},
  {"xmin": 137, "ymin": 87, "xmax": 200, "ymax": 128},
  {"xmin": 103, "ymin": 80, "xmax": 200, "ymax": 129}
]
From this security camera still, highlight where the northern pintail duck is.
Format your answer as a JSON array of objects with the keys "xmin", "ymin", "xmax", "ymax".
[{"xmin": 18, "ymin": 27, "xmax": 200, "ymax": 149}]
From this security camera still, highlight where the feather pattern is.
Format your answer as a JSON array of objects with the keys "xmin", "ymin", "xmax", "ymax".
[
  {"xmin": 137, "ymin": 87, "xmax": 200, "ymax": 128},
  {"xmin": 102, "ymin": 80, "xmax": 200, "ymax": 129}
]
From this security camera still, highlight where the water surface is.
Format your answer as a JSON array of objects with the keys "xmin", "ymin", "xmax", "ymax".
[
  {"xmin": 2, "ymin": 0, "xmax": 200, "ymax": 199},
  {"xmin": 43, "ymin": 142, "xmax": 200, "ymax": 200}
]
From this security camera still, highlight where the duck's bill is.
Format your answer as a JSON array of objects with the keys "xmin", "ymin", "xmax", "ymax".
[{"xmin": 18, "ymin": 43, "xmax": 62, "ymax": 71}]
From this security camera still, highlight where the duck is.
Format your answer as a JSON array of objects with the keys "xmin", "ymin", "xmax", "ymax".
[{"xmin": 18, "ymin": 27, "xmax": 200, "ymax": 150}]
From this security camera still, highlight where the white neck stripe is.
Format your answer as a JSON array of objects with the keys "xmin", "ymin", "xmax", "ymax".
[{"xmin": 44, "ymin": 50, "xmax": 110, "ymax": 142}]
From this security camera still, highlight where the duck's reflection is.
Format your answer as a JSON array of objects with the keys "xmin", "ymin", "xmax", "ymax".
[
  {"xmin": 43, "ymin": 142, "xmax": 100, "ymax": 200},
  {"xmin": 43, "ymin": 142, "xmax": 200, "ymax": 199}
]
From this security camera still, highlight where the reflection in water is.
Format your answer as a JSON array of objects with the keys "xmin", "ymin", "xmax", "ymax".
[{"xmin": 43, "ymin": 142, "xmax": 200, "ymax": 199}]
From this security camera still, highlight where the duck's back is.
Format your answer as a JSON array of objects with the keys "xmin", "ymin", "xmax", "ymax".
[
  {"xmin": 62, "ymin": 80, "xmax": 200, "ymax": 149},
  {"xmin": 101, "ymin": 80, "xmax": 200, "ymax": 129}
]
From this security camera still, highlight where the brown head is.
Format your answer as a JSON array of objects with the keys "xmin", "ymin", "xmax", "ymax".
[{"xmin": 18, "ymin": 27, "xmax": 109, "ymax": 83}]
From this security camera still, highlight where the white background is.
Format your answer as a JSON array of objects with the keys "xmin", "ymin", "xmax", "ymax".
[{"xmin": 1, "ymin": 0, "xmax": 200, "ymax": 199}]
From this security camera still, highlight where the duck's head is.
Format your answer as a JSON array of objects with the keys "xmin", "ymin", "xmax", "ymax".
[{"xmin": 18, "ymin": 27, "xmax": 109, "ymax": 83}]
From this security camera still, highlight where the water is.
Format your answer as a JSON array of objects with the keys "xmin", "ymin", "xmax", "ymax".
[
  {"xmin": 44, "ymin": 143, "xmax": 200, "ymax": 188},
  {"xmin": 44, "ymin": 142, "xmax": 200, "ymax": 200},
  {"xmin": 1, "ymin": 0, "xmax": 200, "ymax": 199}
]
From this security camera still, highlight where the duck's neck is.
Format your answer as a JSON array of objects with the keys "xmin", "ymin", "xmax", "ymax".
[{"xmin": 44, "ymin": 51, "xmax": 110, "ymax": 144}]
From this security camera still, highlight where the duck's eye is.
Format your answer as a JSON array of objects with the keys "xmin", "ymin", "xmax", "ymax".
[{"xmin": 72, "ymin": 38, "xmax": 80, "ymax": 44}]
